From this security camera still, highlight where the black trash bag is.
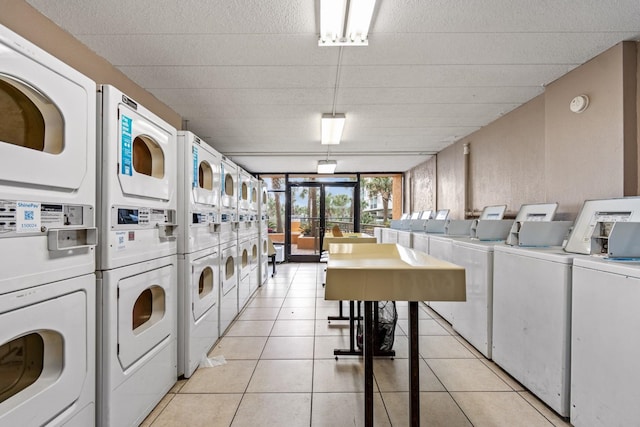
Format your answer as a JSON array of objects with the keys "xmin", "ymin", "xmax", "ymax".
[{"xmin": 356, "ymin": 301, "xmax": 398, "ymax": 352}]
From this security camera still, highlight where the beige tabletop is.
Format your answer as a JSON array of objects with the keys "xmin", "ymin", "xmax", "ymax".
[
  {"xmin": 322, "ymin": 233, "xmax": 378, "ymax": 251},
  {"xmin": 325, "ymin": 243, "xmax": 466, "ymax": 302}
]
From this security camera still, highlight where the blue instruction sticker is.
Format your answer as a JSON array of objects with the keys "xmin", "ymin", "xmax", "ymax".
[
  {"xmin": 221, "ymin": 164, "xmax": 225, "ymax": 195},
  {"xmin": 192, "ymin": 146, "xmax": 198, "ymax": 188},
  {"xmin": 121, "ymin": 115, "xmax": 133, "ymax": 176}
]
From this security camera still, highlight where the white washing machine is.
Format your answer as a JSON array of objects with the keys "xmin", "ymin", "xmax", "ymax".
[
  {"xmin": 97, "ymin": 256, "xmax": 177, "ymax": 427},
  {"xmin": 0, "ymin": 24, "xmax": 97, "ymax": 426},
  {"xmin": 570, "ymin": 257, "xmax": 640, "ymax": 427},
  {"xmin": 237, "ymin": 236, "xmax": 252, "ymax": 310},
  {"xmin": 373, "ymin": 227, "xmax": 383, "ymax": 243},
  {"xmin": 396, "ymin": 230, "xmax": 413, "ymax": 248},
  {"xmin": 177, "ymin": 131, "xmax": 220, "ymax": 255},
  {"xmin": 220, "ymin": 240, "xmax": 239, "ymax": 334},
  {"xmin": 451, "ymin": 239, "xmax": 496, "ymax": 358},
  {"xmin": 177, "ymin": 247, "xmax": 219, "ymax": 378},
  {"xmin": 97, "ymin": 85, "xmax": 178, "ymax": 271},
  {"xmin": 427, "ymin": 235, "xmax": 458, "ymax": 322},
  {"xmin": 381, "ymin": 228, "xmax": 398, "ymax": 244},
  {"xmin": 0, "ymin": 275, "xmax": 96, "ymax": 427},
  {"xmin": 412, "ymin": 233, "xmax": 429, "ymax": 254},
  {"xmin": 492, "ymin": 245, "xmax": 576, "ymax": 416}
]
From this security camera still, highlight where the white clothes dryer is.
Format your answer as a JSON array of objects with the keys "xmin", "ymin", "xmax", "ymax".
[
  {"xmin": 178, "ymin": 247, "xmax": 219, "ymax": 378},
  {"xmin": 0, "ymin": 24, "xmax": 97, "ymax": 294},
  {"xmin": 260, "ymin": 234, "xmax": 270, "ymax": 284},
  {"xmin": 237, "ymin": 236, "xmax": 252, "ymax": 310},
  {"xmin": 0, "ymin": 273, "xmax": 95, "ymax": 427},
  {"xmin": 238, "ymin": 168, "xmax": 252, "ymax": 214},
  {"xmin": 249, "ymin": 176, "xmax": 259, "ymax": 214},
  {"xmin": 177, "ymin": 131, "xmax": 220, "ymax": 255},
  {"xmin": 97, "ymin": 85, "xmax": 178, "ymax": 270},
  {"xmin": 220, "ymin": 240, "xmax": 239, "ymax": 334},
  {"xmin": 97, "ymin": 255, "xmax": 177, "ymax": 427},
  {"xmin": 250, "ymin": 239, "xmax": 260, "ymax": 294},
  {"xmin": 220, "ymin": 155, "xmax": 238, "ymax": 216}
]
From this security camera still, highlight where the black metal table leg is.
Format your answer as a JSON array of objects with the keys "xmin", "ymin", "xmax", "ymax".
[
  {"xmin": 327, "ymin": 300, "xmax": 350, "ymax": 321},
  {"xmin": 364, "ymin": 300, "xmax": 374, "ymax": 427},
  {"xmin": 409, "ymin": 301, "xmax": 420, "ymax": 427},
  {"xmin": 334, "ymin": 301, "xmax": 360, "ymax": 357}
]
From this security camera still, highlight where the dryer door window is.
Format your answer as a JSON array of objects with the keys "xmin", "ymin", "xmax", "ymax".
[
  {"xmin": 251, "ymin": 244, "xmax": 259, "ymax": 268},
  {"xmin": 117, "ymin": 106, "xmax": 173, "ymax": 201},
  {"xmin": 221, "ymin": 164, "xmax": 236, "ymax": 209},
  {"xmin": 192, "ymin": 253, "xmax": 218, "ymax": 321},
  {"xmin": 0, "ymin": 291, "xmax": 87, "ymax": 427},
  {"xmin": 192, "ymin": 155, "xmax": 219, "ymax": 207},
  {"xmin": 118, "ymin": 265, "xmax": 174, "ymax": 370},
  {"xmin": 222, "ymin": 252, "xmax": 236, "ymax": 296},
  {"xmin": 0, "ymin": 333, "xmax": 45, "ymax": 403},
  {"xmin": 0, "ymin": 67, "xmax": 90, "ymax": 192}
]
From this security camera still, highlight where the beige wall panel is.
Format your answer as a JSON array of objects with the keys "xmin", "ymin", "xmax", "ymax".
[
  {"xmin": 544, "ymin": 44, "xmax": 626, "ymax": 216},
  {"xmin": 410, "ymin": 156, "xmax": 436, "ymax": 213},
  {"xmin": 464, "ymin": 95, "xmax": 546, "ymax": 216},
  {"xmin": 0, "ymin": 0, "xmax": 182, "ymax": 129},
  {"xmin": 436, "ymin": 143, "xmax": 465, "ymax": 219}
]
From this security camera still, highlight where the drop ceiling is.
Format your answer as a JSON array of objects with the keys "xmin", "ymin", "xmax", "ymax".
[{"xmin": 27, "ymin": 0, "xmax": 640, "ymax": 174}]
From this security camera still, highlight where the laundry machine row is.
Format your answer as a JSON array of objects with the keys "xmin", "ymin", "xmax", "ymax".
[
  {"xmin": 258, "ymin": 180, "xmax": 270, "ymax": 284},
  {"xmin": 219, "ymin": 155, "xmax": 239, "ymax": 334},
  {"xmin": 0, "ymin": 24, "xmax": 97, "ymax": 427},
  {"xmin": 96, "ymin": 85, "xmax": 178, "ymax": 427}
]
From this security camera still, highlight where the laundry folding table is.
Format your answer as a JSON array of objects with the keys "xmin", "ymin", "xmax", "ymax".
[{"xmin": 325, "ymin": 243, "xmax": 466, "ymax": 427}]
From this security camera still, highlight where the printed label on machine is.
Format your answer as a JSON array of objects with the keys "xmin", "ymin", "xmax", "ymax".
[
  {"xmin": 121, "ymin": 115, "xmax": 133, "ymax": 176},
  {"xmin": 16, "ymin": 201, "xmax": 41, "ymax": 233},
  {"xmin": 115, "ymin": 231, "xmax": 127, "ymax": 251},
  {"xmin": 192, "ymin": 146, "xmax": 198, "ymax": 188}
]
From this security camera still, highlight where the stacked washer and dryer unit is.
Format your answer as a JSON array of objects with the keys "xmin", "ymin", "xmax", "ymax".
[
  {"xmin": 96, "ymin": 86, "xmax": 178, "ymax": 426},
  {"xmin": 237, "ymin": 167, "xmax": 254, "ymax": 310},
  {"xmin": 247, "ymin": 175, "xmax": 262, "ymax": 294},
  {"xmin": 259, "ymin": 181, "xmax": 270, "ymax": 283},
  {"xmin": 219, "ymin": 156, "xmax": 239, "ymax": 334},
  {"xmin": 176, "ymin": 131, "xmax": 221, "ymax": 378},
  {"xmin": 0, "ymin": 24, "xmax": 97, "ymax": 427}
]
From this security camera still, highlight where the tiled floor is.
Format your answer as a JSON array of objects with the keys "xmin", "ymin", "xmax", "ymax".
[{"xmin": 142, "ymin": 263, "xmax": 571, "ymax": 427}]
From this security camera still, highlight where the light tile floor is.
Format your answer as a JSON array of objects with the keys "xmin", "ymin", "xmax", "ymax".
[{"xmin": 142, "ymin": 263, "xmax": 571, "ymax": 427}]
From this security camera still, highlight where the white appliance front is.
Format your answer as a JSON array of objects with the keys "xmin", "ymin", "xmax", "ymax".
[
  {"xmin": 220, "ymin": 156, "xmax": 238, "ymax": 214},
  {"xmin": 397, "ymin": 230, "xmax": 412, "ymax": 248},
  {"xmin": 412, "ymin": 233, "xmax": 429, "ymax": 254},
  {"xmin": 571, "ymin": 258, "xmax": 640, "ymax": 427},
  {"xmin": 249, "ymin": 176, "xmax": 259, "ymax": 214},
  {"xmin": 381, "ymin": 228, "xmax": 398, "ymax": 244},
  {"xmin": 260, "ymin": 234, "xmax": 269, "ymax": 284},
  {"xmin": 237, "ymin": 168, "xmax": 252, "ymax": 213},
  {"xmin": 0, "ymin": 274, "xmax": 95, "ymax": 427},
  {"xmin": 237, "ymin": 237, "xmax": 252, "ymax": 310},
  {"xmin": 97, "ymin": 256, "xmax": 177, "ymax": 427},
  {"xmin": 451, "ymin": 239, "xmax": 495, "ymax": 358},
  {"xmin": 250, "ymin": 239, "xmax": 260, "ymax": 294},
  {"xmin": 0, "ymin": 24, "xmax": 97, "ymax": 293},
  {"xmin": 492, "ymin": 245, "xmax": 574, "ymax": 416},
  {"xmin": 178, "ymin": 248, "xmax": 219, "ymax": 378},
  {"xmin": 97, "ymin": 85, "xmax": 178, "ymax": 270},
  {"xmin": 427, "ymin": 235, "xmax": 457, "ymax": 322},
  {"xmin": 177, "ymin": 131, "xmax": 221, "ymax": 254},
  {"xmin": 220, "ymin": 241, "xmax": 238, "ymax": 334}
]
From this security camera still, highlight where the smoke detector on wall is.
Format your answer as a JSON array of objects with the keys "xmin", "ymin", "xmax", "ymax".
[{"xmin": 569, "ymin": 95, "xmax": 590, "ymax": 113}]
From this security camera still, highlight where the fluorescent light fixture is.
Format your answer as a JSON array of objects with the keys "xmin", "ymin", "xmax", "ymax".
[
  {"xmin": 321, "ymin": 113, "xmax": 345, "ymax": 145},
  {"xmin": 319, "ymin": 0, "xmax": 375, "ymax": 46},
  {"xmin": 317, "ymin": 160, "xmax": 337, "ymax": 174}
]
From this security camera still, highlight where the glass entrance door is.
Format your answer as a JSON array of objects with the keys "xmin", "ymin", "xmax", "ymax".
[{"xmin": 287, "ymin": 182, "xmax": 357, "ymax": 262}]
